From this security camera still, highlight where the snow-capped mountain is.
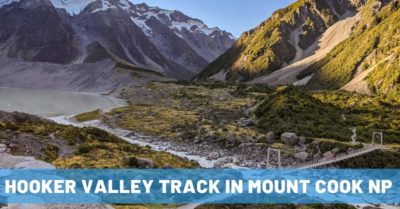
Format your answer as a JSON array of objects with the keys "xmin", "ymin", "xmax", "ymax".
[
  {"xmin": 131, "ymin": 3, "xmax": 235, "ymax": 62},
  {"xmin": 0, "ymin": 0, "xmax": 235, "ymax": 81}
]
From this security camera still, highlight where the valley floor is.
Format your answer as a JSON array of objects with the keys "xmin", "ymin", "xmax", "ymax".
[
  {"xmin": 1, "ymin": 82, "xmax": 400, "ymax": 209},
  {"xmin": 73, "ymin": 82, "xmax": 400, "ymax": 169}
]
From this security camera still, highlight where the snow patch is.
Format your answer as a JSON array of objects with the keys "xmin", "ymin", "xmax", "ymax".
[
  {"xmin": 91, "ymin": 0, "xmax": 116, "ymax": 13},
  {"xmin": 136, "ymin": 4, "xmax": 147, "ymax": 11},
  {"xmin": 49, "ymin": 0, "xmax": 97, "ymax": 16},
  {"xmin": 160, "ymin": 9, "xmax": 173, "ymax": 17},
  {"xmin": 118, "ymin": 0, "xmax": 131, "ymax": 10},
  {"xmin": 134, "ymin": 4, "xmax": 232, "ymax": 38},
  {"xmin": 130, "ymin": 17, "xmax": 152, "ymax": 36},
  {"xmin": 46, "ymin": 0, "xmax": 234, "ymax": 40},
  {"xmin": 170, "ymin": 19, "xmax": 219, "ymax": 36},
  {"xmin": 0, "ymin": 0, "xmax": 20, "ymax": 8},
  {"xmin": 142, "ymin": 10, "xmax": 159, "ymax": 19}
]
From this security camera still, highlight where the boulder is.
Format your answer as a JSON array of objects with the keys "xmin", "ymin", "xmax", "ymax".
[
  {"xmin": 136, "ymin": 158, "xmax": 155, "ymax": 168},
  {"xmin": 214, "ymin": 158, "xmax": 229, "ymax": 168},
  {"xmin": 313, "ymin": 152, "xmax": 321, "ymax": 159},
  {"xmin": 237, "ymin": 118, "xmax": 255, "ymax": 127},
  {"xmin": 123, "ymin": 156, "xmax": 155, "ymax": 168},
  {"xmin": 226, "ymin": 134, "xmax": 237, "ymax": 143},
  {"xmin": 256, "ymin": 132, "xmax": 274, "ymax": 144},
  {"xmin": 266, "ymin": 132, "xmax": 275, "ymax": 144},
  {"xmin": 208, "ymin": 152, "xmax": 220, "ymax": 160},
  {"xmin": 232, "ymin": 156, "xmax": 240, "ymax": 165},
  {"xmin": 294, "ymin": 152, "xmax": 308, "ymax": 162},
  {"xmin": 0, "ymin": 144, "xmax": 7, "ymax": 153},
  {"xmin": 323, "ymin": 151, "xmax": 334, "ymax": 159},
  {"xmin": 213, "ymin": 160, "xmax": 224, "ymax": 168},
  {"xmin": 281, "ymin": 132, "xmax": 299, "ymax": 146}
]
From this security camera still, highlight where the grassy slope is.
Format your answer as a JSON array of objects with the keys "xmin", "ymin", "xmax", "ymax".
[
  {"xmin": 253, "ymin": 87, "xmax": 400, "ymax": 143},
  {"xmin": 313, "ymin": 90, "xmax": 400, "ymax": 144},
  {"xmin": 102, "ymin": 82, "xmax": 260, "ymax": 144},
  {"xmin": 75, "ymin": 109, "xmax": 102, "ymax": 122},
  {"xmin": 305, "ymin": 0, "xmax": 400, "ymax": 101},
  {"xmin": 334, "ymin": 150, "xmax": 400, "ymax": 168},
  {"xmin": 253, "ymin": 86, "xmax": 348, "ymax": 140},
  {"xmin": 198, "ymin": 0, "xmax": 341, "ymax": 81},
  {"xmin": 365, "ymin": 56, "xmax": 400, "ymax": 101}
]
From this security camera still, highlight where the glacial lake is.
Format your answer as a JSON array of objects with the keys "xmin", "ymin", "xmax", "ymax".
[{"xmin": 0, "ymin": 87, "xmax": 125, "ymax": 117}]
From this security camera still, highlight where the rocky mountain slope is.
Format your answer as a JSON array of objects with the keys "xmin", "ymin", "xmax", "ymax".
[
  {"xmin": 199, "ymin": 0, "xmax": 364, "ymax": 81},
  {"xmin": 250, "ymin": 12, "xmax": 360, "ymax": 86},
  {"xmin": 199, "ymin": 0, "xmax": 399, "ymax": 102},
  {"xmin": 0, "ymin": 0, "xmax": 234, "ymax": 90},
  {"xmin": 302, "ymin": 0, "xmax": 400, "ymax": 102}
]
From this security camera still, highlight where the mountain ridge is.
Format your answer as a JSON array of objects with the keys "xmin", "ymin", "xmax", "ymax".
[
  {"xmin": 198, "ymin": 0, "xmax": 363, "ymax": 82},
  {"xmin": 0, "ymin": 0, "xmax": 235, "ymax": 82}
]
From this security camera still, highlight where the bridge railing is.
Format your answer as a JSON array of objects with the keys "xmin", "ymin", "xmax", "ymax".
[{"xmin": 291, "ymin": 145, "xmax": 382, "ymax": 169}]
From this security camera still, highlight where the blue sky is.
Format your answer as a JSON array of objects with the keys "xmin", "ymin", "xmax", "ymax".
[{"xmin": 130, "ymin": 0, "xmax": 295, "ymax": 37}]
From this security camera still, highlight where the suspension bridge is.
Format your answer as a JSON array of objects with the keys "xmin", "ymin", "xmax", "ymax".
[{"xmin": 268, "ymin": 131, "xmax": 386, "ymax": 169}]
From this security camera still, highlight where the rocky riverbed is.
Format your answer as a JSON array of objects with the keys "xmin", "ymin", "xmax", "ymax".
[{"xmin": 50, "ymin": 116, "xmax": 294, "ymax": 169}]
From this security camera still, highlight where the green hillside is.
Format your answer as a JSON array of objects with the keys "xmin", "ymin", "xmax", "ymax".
[
  {"xmin": 253, "ymin": 87, "xmax": 400, "ymax": 143},
  {"xmin": 304, "ymin": 0, "xmax": 400, "ymax": 101},
  {"xmin": 198, "ymin": 0, "xmax": 356, "ymax": 81},
  {"xmin": 252, "ymin": 86, "xmax": 350, "ymax": 140}
]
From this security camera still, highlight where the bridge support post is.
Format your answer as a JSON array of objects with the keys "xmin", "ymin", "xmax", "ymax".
[
  {"xmin": 266, "ymin": 147, "xmax": 281, "ymax": 169},
  {"xmin": 372, "ymin": 132, "xmax": 383, "ymax": 145},
  {"xmin": 277, "ymin": 150, "xmax": 281, "ymax": 168}
]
